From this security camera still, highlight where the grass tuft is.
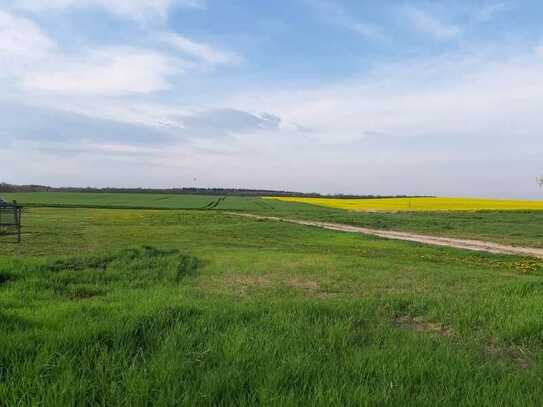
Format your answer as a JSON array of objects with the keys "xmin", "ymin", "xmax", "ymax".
[{"xmin": 176, "ymin": 255, "xmax": 202, "ymax": 282}]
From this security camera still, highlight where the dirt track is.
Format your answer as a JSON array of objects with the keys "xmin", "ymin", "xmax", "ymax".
[{"xmin": 231, "ymin": 213, "xmax": 543, "ymax": 259}]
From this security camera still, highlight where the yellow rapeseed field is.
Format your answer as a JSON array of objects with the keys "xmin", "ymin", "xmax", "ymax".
[{"xmin": 266, "ymin": 197, "xmax": 543, "ymax": 212}]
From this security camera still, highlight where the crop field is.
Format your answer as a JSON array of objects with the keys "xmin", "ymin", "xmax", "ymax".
[
  {"xmin": 2, "ymin": 192, "xmax": 266, "ymax": 211},
  {"xmin": 268, "ymin": 196, "xmax": 543, "ymax": 212},
  {"xmin": 1, "ymin": 193, "xmax": 543, "ymax": 405},
  {"xmin": 3, "ymin": 192, "xmax": 225, "ymax": 210}
]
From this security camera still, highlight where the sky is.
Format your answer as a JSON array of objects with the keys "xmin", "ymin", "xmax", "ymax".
[{"xmin": 1, "ymin": 0, "xmax": 543, "ymax": 198}]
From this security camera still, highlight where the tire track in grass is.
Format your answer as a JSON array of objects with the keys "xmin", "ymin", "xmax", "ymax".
[
  {"xmin": 213, "ymin": 196, "xmax": 227, "ymax": 209},
  {"xmin": 202, "ymin": 198, "xmax": 217, "ymax": 209},
  {"xmin": 202, "ymin": 196, "xmax": 226, "ymax": 210}
]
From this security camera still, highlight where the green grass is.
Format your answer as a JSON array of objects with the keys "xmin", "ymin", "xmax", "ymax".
[
  {"xmin": 5, "ymin": 192, "xmax": 543, "ymax": 247},
  {"xmin": 1, "ymin": 207, "xmax": 543, "ymax": 405},
  {"xmin": 243, "ymin": 200, "xmax": 543, "ymax": 248},
  {"xmin": 2, "ymin": 192, "xmax": 276, "ymax": 212},
  {"xmin": 3, "ymin": 192, "xmax": 223, "ymax": 209}
]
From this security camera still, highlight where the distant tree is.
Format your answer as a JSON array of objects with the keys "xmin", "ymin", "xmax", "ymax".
[{"xmin": 538, "ymin": 176, "xmax": 543, "ymax": 188}]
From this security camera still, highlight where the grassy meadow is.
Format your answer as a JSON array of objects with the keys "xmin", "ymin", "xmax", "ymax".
[
  {"xmin": 5, "ymin": 192, "xmax": 543, "ymax": 248},
  {"xmin": 1, "ymin": 193, "xmax": 543, "ymax": 405}
]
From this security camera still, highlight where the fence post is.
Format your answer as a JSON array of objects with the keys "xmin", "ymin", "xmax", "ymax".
[{"xmin": 17, "ymin": 207, "xmax": 21, "ymax": 244}]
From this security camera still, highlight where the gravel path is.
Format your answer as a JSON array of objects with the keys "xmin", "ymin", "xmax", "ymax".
[{"xmin": 231, "ymin": 213, "xmax": 543, "ymax": 259}]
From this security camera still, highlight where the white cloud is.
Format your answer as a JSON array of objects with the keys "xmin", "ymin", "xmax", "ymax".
[
  {"xmin": 21, "ymin": 47, "xmax": 178, "ymax": 95},
  {"xmin": 223, "ymin": 48, "xmax": 543, "ymax": 159},
  {"xmin": 54, "ymin": 101, "xmax": 191, "ymax": 129},
  {"xmin": 87, "ymin": 143, "xmax": 166, "ymax": 155},
  {"xmin": 403, "ymin": 7, "xmax": 461, "ymax": 40},
  {"xmin": 0, "ymin": 11, "xmax": 213, "ymax": 96},
  {"xmin": 304, "ymin": 0, "xmax": 386, "ymax": 41},
  {"xmin": 0, "ymin": 10, "xmax": 55, "ymax": 63},
  {"xmin": 162, "ymin": 33, "xmax": 240, "ymax": 66},
  {"xmin": 11, "ymin": 0, "xmax": 206, "ymax": 21},
  {"xmin": 0, "ymin": 8, "xmax": 236, "ymax": 97}
]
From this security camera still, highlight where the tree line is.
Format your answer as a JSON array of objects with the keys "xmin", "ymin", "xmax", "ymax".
[{"xmin": 0, "ymin": 183, "xmax": 430, "ymax": 199}]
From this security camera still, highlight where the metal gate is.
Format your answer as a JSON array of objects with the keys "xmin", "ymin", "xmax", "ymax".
[{"xmin": 0, "ymin": 200, "xmax": 22, "ymax": 243}]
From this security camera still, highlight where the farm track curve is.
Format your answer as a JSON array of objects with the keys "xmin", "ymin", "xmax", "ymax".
[{"xmin": 229, "ymin": 213, "xmax": 543, "ymax": 259}]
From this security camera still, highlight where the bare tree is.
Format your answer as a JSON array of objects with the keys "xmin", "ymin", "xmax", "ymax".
[{"xmin": 538, "ymin": 176, "xmax": 543, "ymax": 188}]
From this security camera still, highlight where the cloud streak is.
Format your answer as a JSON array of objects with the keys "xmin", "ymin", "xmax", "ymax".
[
  {"xmin": 179, "ymin": 109, "xmax": 281, "ymax": 139},
  {"xmin": 22, "ymin": 47, "xmax": 178, "ymax": 95},
  {"xmin": 304, "ymin": 0, "xmax": 386, "ymax": 41},
  {"xmin": 0, "ymin": 101, "xmax": 172, "ymax": 145},
  {"xmin": 162, "ymin": 33, "xmax": 241, "ymax": 66},
  {"xmin": 403, "ymin": 6, "xmax": 461, "ymax": 40},
  {"xmin": 10, "ymin": 0, "xmax": 206, "ymax": 21}
]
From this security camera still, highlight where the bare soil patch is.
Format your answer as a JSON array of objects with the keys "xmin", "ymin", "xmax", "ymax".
[
  {"xmin": 394, "ymin": 316, "xmax": 452, "ymax": 337},
  {"xmin": 208, "ymin": 273, "xmax": 334, "ymax": 299},
  {"xmin": 486, "ymin": 338, "xmax": 531, "ymax": 369},
  {"xmin": 285, "ymin": 277, "xmax": 333, "ymax": 299},
  {"xmin": 222, "ymin": 274, "xmax": 273, "ymax": 295}
]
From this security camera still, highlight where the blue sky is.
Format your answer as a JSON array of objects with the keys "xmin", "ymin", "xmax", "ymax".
[{"xmin": 1, "ymin": 0, "xmax": 543, "ymax": 198}]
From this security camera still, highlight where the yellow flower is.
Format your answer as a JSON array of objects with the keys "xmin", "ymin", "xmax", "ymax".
[{"xmin": 265, "ymin": 197, "xmax": 543, "ymax": 212}]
